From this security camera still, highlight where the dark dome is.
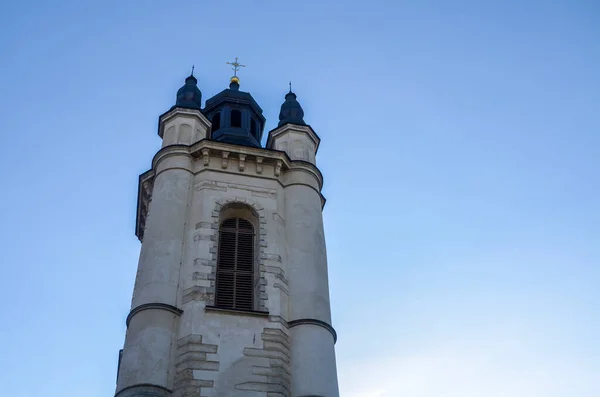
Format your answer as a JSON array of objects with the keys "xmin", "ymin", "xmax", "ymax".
[
  {"xmin": 174, "ymin": 75, "xmax": 202, "ymax": 109},
  {"xmin": 278, "ymin": 91, "xmax": 306, "ymax": 127},
  {"xmin": 203, "ymin": 77, "xmax": 266, "ymax": 148}
]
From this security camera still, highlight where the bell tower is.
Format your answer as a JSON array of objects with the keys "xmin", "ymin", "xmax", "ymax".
[{"xmin": 116, "ymin": 65, "xmax": 339, "ymax": 397}]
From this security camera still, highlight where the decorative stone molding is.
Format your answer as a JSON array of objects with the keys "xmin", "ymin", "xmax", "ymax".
[
  {"xmin": 201, "ymin": 148, "xmax": 209, "ymax": 166},
  {"xmin": 262, "ymin": 261, "xmax": 289, "ymax": 297},
  {"xmin": 126, "ymin": 303, "xmax": 183, "ymax": 327},
  {"xmin": 182, "ymin": 286, "xmax": 215, "ymax": 304},
  {"xmin": 238, "ymin": 154, "xmax": 246, "ymax": 172},
  {"xmin": 288, "ymin": 318, "xmax": 337, "ymax": 343},
  {"xmin": 205, "ymin": 306, "xmax": 269, "ymax": 317},
  {"xmin": 195, "ymin": 180, "xmax": 277, "ymax": 199},
  {"xmin": 256, "ymin": 156, "xmax": 263, "ymax": 174},
  {"xmin": 115, "ymin": 384, "xmax": 172, "ymax": 397},
  {"xmin": 136, "ymin": 139, "xmax": 326, "ymax": 242},
  {"xmin": 211, "ymin": 198, "xmax": 269, "ymax": 311},
  {"xmin": 184, "ymin": 198, "xmax": 269, "ymax": 311},
  {"xmin": 221, "ymin": 151, "xmax": 229, "ymax": 169}
]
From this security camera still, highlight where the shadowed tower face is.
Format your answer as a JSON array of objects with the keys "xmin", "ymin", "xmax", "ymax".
[{"xmin": 115, "ymin": 64, "xmax": 339, "ymax": 397}]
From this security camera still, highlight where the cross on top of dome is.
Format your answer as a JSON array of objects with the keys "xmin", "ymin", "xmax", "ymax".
[{"xmin": 226, "ymin": 57, "xmax": 245, "ymax": 76}]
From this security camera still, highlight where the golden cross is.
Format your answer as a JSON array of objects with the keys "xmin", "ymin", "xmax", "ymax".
[{"xmin": 226, "ymin": 57, "xmax": 246, "ymax": 77}]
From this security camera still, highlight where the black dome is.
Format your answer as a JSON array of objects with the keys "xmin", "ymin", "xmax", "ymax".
[
  {"xmin": 174, "ymin": 75, "xmax": 202, "ymax": 109},
  {"xmin": 278, "ymin": 91, "xmax": 306, "ymax": 127}
]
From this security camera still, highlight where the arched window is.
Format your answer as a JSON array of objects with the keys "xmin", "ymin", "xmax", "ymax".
[
  {"xmin": 231, "ymin": 109, "xmax": 242, "ymax": 128},
  {"xmin": 211, "ymin": 112, "xmax": 221, "ymax": 133},
  {"xmin": 215, "ymin": 217, "xmax": 254, "ymax": 310},
  {"xmin": 250, "ymin": 118, "xmax": 258, "ymax": 139}
]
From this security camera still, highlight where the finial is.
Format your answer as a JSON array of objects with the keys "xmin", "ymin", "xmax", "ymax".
[
  {"xmin": 289, "ymin": 81, "xmax": 292, "ymax": 93},
  {"xmin": 191, "ymin": 65, "xmax": 195, "ymax": 76},
  {"xmin": 226, "ymin": 57, "xmax": 246, "ymax": 77}
]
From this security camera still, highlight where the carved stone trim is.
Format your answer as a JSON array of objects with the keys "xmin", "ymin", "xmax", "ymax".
[
  {"xmin": 126, "ymin": 303, "xmax": 183, "ymax": 328},
  {"xmin": 208, "ymin": 198, "xmax": 269, "ymax": 311},
  {"xmin": 115, "ymin": 383, "xmax": 172, "ymax": 397},
  {"xmin": 201, "ymin": 148, "xmax": 209, "ymax": 166},
  {"xmin": 238, "ymin": 153, "xmax": 246, "ymax": 171},
  {"xmin": 221, "ymin": 151, "xmax": 229, "ymax": 169},
  {"xmin": 137, "ymin": 139, "xmax": 326, "ymax": 241},
  {"xmin": 288, "ymin": 318, "xmax": 337, "ymax": 343},
  {"xmin": 205, "ymin": 305, "xmax": 269, "ymax": 317}
]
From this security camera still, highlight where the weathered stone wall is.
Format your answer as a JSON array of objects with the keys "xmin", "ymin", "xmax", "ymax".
[
  {"xmin": 119, "ymin": 120, "xmax": 338, "ymax": 397},
  {"xmin": 174, "ymin": 315, "xmax": 291, "ymax": 397},
  {"xmin": 169, "ymin": 151, "xmax": 293, "ymax": 396}
]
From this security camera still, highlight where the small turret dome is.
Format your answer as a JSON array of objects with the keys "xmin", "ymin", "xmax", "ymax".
[
  {"xmin": 278, "ymin": 91, "xmax": 306, "ymax": 127},
  {"xmin": 174, "ymin": 74, "xmax": 202, "ymax": 109}
]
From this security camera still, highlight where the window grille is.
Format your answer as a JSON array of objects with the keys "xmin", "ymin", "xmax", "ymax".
[{"xmin": 215, "ymin": 218, "xmax": 254, "ymax": 310}]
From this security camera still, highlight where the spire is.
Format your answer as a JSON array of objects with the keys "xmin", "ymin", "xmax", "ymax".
[
  {"xmin": 175, "ymin": 70, "xmax": 202, "ymax": 109},
  {"xmin": 278, "ymin": 85, "xmax": 306, "ymax": 127},
  {"xmin": 226, "ymin": 57, "xmax": 245, "ymax": 91}
]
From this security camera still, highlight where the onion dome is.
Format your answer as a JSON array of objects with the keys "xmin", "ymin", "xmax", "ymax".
[
  {"xmin": 278, "ymin": 89, "xmax": 306, "ymax": 127},
  {"xmin": 174, "ymin": 73, "xmax": 202, "ymax": 109}
]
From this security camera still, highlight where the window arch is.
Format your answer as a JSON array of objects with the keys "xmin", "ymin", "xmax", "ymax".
[
  {"xmin": 215, "ymin": 217, "xmax": 254, "ymax": 310},
  {"xmin": 230, "ymin": 109, "xmax": 242, "ymax": 128},
  {"xmin": 211, "ymin": 112, "xmax": 221, "ymax": 134}
]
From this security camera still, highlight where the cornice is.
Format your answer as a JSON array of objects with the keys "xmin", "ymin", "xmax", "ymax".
[
  {"xmin": 288, "ymin": 318, "xmax": 337, "ymax": 344},
  {"xmin": 115, "ymin": 383, "xmax": 172, "ymax": 397},
  {"xmin": 135, "ymin": 140, "xmax": 325, "ymax": 241},
  {"xmin": 126, "ymin": 303, "xmax": 183, "ymax": 328}
]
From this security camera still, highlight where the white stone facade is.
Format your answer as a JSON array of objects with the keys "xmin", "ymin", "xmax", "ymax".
[{"xmin": 116, "ymin": 108, "xmax": 339, "ymax": 397}]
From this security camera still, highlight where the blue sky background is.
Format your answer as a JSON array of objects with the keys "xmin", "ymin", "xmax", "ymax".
[{"xmin": 1, "ymin": 1, "xmax": 599, "ymax": 396}]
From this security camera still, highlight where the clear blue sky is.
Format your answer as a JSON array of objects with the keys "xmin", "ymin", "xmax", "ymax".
[{"xmin": 1, "ymin": 1, "xmax": 598, "ymax": 396}]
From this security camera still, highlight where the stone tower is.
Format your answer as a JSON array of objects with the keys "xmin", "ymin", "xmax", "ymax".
[{"xmin": 115, "ymin": 68, "xmax": 339, "ymax": 397}]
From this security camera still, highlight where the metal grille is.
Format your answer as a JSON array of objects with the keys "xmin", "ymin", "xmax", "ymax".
[{"xmin": 215, "ymin": 218, "xmax": 254, "ymax": 310}]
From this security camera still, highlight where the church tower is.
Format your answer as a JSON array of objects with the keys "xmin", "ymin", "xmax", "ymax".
[{"xmin": 115, "ymin": 63, "xmax": 339, "ymax": 397}]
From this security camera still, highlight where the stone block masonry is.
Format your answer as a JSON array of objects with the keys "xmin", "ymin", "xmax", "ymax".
[
  {"xmin": 175, "ymin": 335, "xmax": 219, "ymax": 397},
  {"xmin": 175, "ymin": 322, "xmax": 291, "ymax": 397}
]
